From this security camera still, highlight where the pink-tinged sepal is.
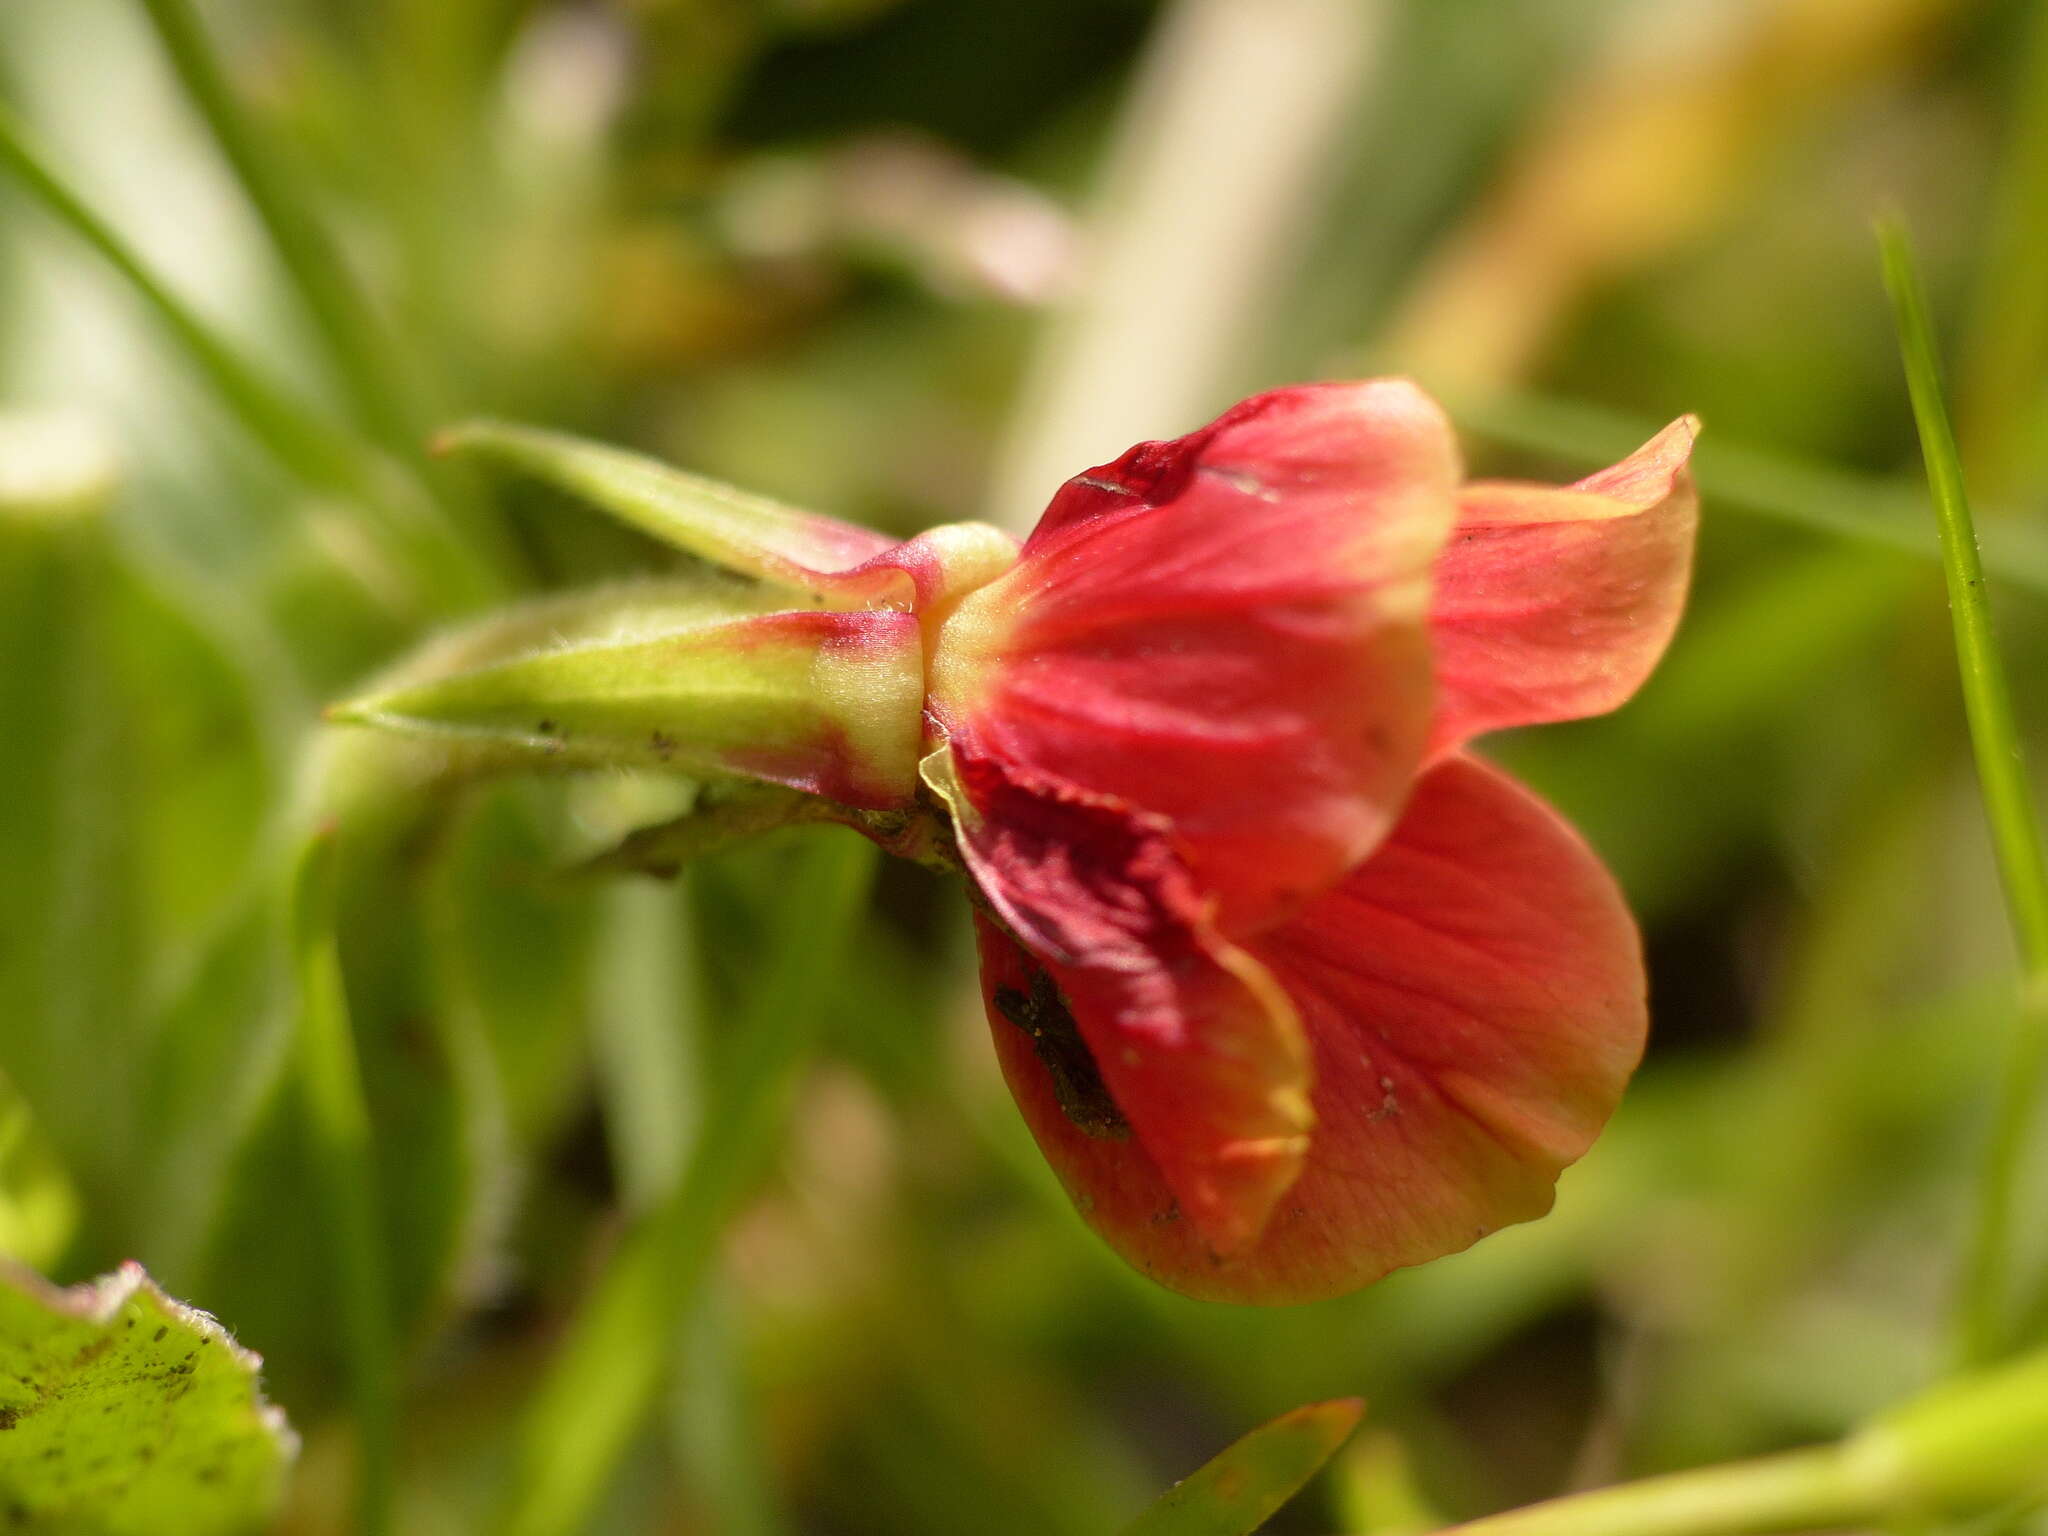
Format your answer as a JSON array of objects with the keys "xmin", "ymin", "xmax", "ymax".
[
  {"xmin": 329, "ymin": 601, "xmax": 926, "ymax": 809},
  {"xmin": 1427, "ymin": 417, "xmax": 1698, "ymax": 756},
  {"xmin": 991, "ymin": 755, "xmax": 1644, "ymax": 1304},
  {"xmin": 931, "ymin": 746, "xmax": 1312, "ymax": 1254},
  {"xmin": 929, "ymin": 381, "xmax": 1462, "ymax": 936},
  {"xmin": 439, "ymin": 419, "xmax": 1017, "ymax": 613}
]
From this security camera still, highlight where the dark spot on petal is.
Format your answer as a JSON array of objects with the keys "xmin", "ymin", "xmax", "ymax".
[{"xmin": 993, "ymin": 974, "xmax": 1129, "ymax": 1141}]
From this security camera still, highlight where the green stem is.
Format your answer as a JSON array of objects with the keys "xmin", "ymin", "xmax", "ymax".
[
  {"xmin": 1879, "ymin": 219, "xmax": 2048, "ymax": 1367},
  {"xmin": 1437, "ymin": 1446, "xmax": 1880, "ymax": 1536},
  {"xmin": 288, "ymin": 833, "xmax": 395, "ymax": 1536},
  {"xmin": 1437, "ymin": 1347, "xmax": 2048, "ymax": 1536},
  {"xmin": 502, "ymin": 831, "xmax": 878, "ymax": 1536}
]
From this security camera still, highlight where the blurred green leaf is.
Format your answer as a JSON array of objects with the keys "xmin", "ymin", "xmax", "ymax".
[
  {"xmin": 0, "ymin": 1259, "xmax": 295, "ymax": 1535},
  {"xmin": 0, "ymin": 414, "xmax": 290, "ymax": 1280},
  {"xmin": 0, "ymin": 1086, "xmax": 77, "ymax": 1270},
  {"xmin": 1956, "ymin": 0, "xmax": 2048, "ymax": 495},
  {"xmin": 1332, "ymin": 1429, "xmax": 1447, "ymax": 1535},
  {"xmin": 1122, "ymin": 1398, "xmax": 1364, "ymax": 1536},
  {"xmin": 288, "ymin": 832, "xmax": 395, "ymax": 1536},
  {"xmin": 505, "ymin": 828, "xmax": 879, "ymax": 1536},
  {"xmin": 0, "ymin": 417, "xmax": 144, "ymax": 1262}
]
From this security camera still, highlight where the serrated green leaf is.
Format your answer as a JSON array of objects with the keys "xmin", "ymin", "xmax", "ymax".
[
  {"xmin": 0, "ymin": 1260, "xmax": 295, "ymax": 1534},
  {"xmin": 1122, "ymin": 1399, "xmax": 1364, "ymax": 1536}
]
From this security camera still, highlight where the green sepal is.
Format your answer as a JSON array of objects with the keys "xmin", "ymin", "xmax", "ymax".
[
  {"xmin": 435, "ymin": 419, "xmax": 1019, "ymax": 614},
  {"xmin": 436, "ymin": 419, "xmax": 905, "ymax": 600},
  {"xmin": 326, "ymin": 581, "xmax": 925, "ymax": 809}
]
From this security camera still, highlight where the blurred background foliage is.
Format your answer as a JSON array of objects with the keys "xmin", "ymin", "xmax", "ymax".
[{"xmin": 2, "ymin": 0, "xmax": 2047, "ymax": 1531}]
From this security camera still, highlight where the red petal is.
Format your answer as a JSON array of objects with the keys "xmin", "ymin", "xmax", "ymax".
[
  {"xmin": 1427, "ymin": 417, "xmax": 1698, "ymax": 757},
  {"xmin": 932, "ymin": 381, "xmax": 1459, "ymax": 935},
  {"xmin": 943, "ymin": 749, "xmax": 1312, "ymax": 1254},
  {"xmin": 989, "ymin": 755, "xmax": 1644, "ymax": 1303}
]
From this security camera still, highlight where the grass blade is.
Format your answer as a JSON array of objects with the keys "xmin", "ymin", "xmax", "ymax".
[
  {"xmin": 0, "ymin": 101, "xmax": 497, "ymax": 605},
  {"xmin": 133, "ymin": 0, "xmax": 423, "ymax": 460},
  {"xmin": 1879, "ymin": 217, "xmax": 2048, "ymax": 1366},
  {"xmin": 130, "ymin": 0, "xmax": 513, "ymax": 583},
  {"xmin": 1121, "ymin": 1398, "xmax": 1363, "ymax": 1536},
  {"xmin": 0, "ymin": 101, "xmax": 360, "ymax": 495}
]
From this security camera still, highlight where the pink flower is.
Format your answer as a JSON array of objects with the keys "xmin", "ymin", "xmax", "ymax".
[
  {"xmin": 379, "ymin": 385, "xmax": 1696, "ymax": 1304},
  {"xmin": 918, "ymin": 381, "xmax": 1696, "ymax": 1303}
]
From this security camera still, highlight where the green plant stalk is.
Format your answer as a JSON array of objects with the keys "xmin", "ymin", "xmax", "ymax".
[
  {"xmin": 1437, "ymin": 1444, "xmax": 1879, "ymax": 1536},
  {"xmin": 0, "ymin": 103, "xmax": 495, "ymax": 607},
  {"xmin": 502, "ymin": 831, "xmax": 879, "ymax": 1536},
  {"xmin": 289, "ymin": 833, "xmax": 395, "ymax": 1536},
  {"xmin": 1436, "ymin": 1346, "xmax": 2048, "ymax": 1535},
  {"xmin": 1880, "ymin": 219, "xmax": 2048, "ymax": 1367}
]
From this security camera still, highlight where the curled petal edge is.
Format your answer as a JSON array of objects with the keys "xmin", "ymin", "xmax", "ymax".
[{"xmin": 1427, "ymin": 415, "xmax": 1699, "ymax": 757}]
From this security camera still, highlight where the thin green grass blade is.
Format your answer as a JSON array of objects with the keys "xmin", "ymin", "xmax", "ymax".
[
  {"xmin": 0, "ymin": 102, "xmax": 496, "ymax": 605},
  {"xmin": 0, "ymin": 101, "xmax": 361, "ymax": 495},
  {"xmin": 130, "ymin": 0, "xmax": 512, "ymax": 580},
  {"xmin": 1879, "ymin": 218, "xmax": 2048, "ymax": 1367},
  {"xmin": 501, "ymin": 829, "xmax": 879, "ymax": 1536},
  {"xmin": 133, "ymin": 0, "xmax": 423, "ymax": 459},
  {"xmin": 1121, "ymin": 1398, "xmax": 1364, "ymax": 1536},
  {"xmin": 288, "ymin": 833, "xmax": 396, "ymax": 1536}
]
